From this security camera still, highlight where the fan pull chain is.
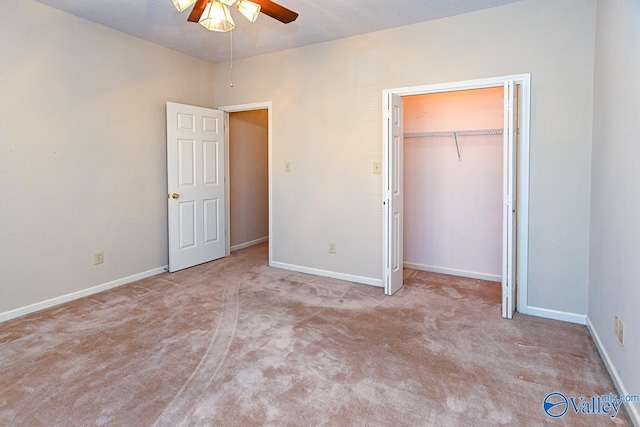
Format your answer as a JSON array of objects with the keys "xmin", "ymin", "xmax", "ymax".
[{"xmin": 229, "ymin": 30, "xmax": 234, "ymax": 88}]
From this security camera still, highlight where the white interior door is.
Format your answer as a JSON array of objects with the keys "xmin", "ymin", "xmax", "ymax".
[
  {"xmin": 384, "ymin": 93, "xmax": 404, "ymax": 295},
  {"xmin": 502, "ymin": 82, "xmax": 517, "ymax": 318},
  {"xmin": 166, "ymin": 102, "xmax": 226, "ymax": 272}
]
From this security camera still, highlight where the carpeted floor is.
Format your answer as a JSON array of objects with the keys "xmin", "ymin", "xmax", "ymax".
[{"xmin": 0, "ymin": 243, "xmax": 630, "ymax": 426}]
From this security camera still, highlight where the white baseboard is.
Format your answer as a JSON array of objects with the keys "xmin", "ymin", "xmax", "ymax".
[
  {"xmin": 270, "ymin": 261, "xmax": 383, "ymax": 288},
  {"xmin": 587, "ymin": 317, "xmax": 640, "ymax": 427},
  {"xmin": 404, "ymin": 262, "xmax": 501, "ymax": 283},
  {"xmin": 526, "ymin": 306, "xmax": 587, "ymax": 325},
  {"xmin": 231, "ymin": 236, "xmax": 268, "ymax": 252},
  {"xmin": 0, "ymin": 266, "xmax": 167, "ymax": 323}
]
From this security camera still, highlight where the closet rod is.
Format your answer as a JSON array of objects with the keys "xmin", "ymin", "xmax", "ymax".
[{"xmin": 403, "ymin": 128, "xmax": 503, "ymax": 138}]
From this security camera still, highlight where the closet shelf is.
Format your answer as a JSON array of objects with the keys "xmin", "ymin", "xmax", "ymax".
[{"xmin": 403, "ymin": 128, "xmax": 503, "ymax": 138}]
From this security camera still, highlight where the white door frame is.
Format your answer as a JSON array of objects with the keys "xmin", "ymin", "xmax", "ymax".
[
  {"xmin": 218, "ymin": 101, "xmax": 273, "ymax": 267},
  {"xmin": 382, "ymin": 74, "xmax": 531, "ymax": 314}
]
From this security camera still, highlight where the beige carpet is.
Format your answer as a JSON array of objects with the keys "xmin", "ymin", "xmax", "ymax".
[{"xmin": 0, "ymin": 243, "xmax": 630, "ymax": 426}]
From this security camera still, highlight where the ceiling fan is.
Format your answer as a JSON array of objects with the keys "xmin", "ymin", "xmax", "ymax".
[{"xmin": 172, "ymin": 0, "xmax": 299, "ymax": 32}]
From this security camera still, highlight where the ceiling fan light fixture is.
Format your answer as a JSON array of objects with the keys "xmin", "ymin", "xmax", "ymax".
[
  {"xmin": 199, "ymin": 0, "xmax": 236, "ymax": 32},
  {"xmin": 172, "ymin": 0, "xmax": 197, "ymax": 12},
  {"xmin": 236, "ymin": 0, "xmax": 261, "ymax": 22}
]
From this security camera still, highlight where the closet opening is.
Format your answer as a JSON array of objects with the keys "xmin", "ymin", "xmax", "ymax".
[
  {"xmin": 382, "ymin": 75, "xmax": 530, "ymax": 319},
  {"xmin": 404, "ymin": 87, "xmax": 504, "ymax": 307}
]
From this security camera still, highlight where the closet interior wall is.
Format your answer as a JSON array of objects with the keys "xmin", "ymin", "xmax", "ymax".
[{"xmin": 404, "ymin": 87, "xmax": 503, "ymax": 282}]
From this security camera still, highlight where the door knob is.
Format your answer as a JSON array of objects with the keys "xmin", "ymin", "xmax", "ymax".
[{"xmin": 170, "ymin": 193, "xmax": 180, "ymax": 199}]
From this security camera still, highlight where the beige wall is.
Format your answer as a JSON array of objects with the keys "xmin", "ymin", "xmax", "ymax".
[
  {"xmin": 229, "ymin": 110, "xmax": 269, "ymax": 248},
  {"xmin": 214, "ymin": 0, "xmax": 596, "ymax": 317},
  {"xmin": 0, "ymin": 0, "xmax": 216, "ymax": 315},
  {"xmin": 589, "ymin": 0, "xmax": 640, "ymax": 422},
  {"xmin": 404, "ymin": 88, "xmax": 503, "ymax": 280}
]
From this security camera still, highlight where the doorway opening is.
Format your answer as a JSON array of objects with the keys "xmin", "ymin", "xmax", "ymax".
[
  {"xmin": 220, "ymin": 102, "xmax": 273, "ymax": 265},
  {"xmin": 382, "ymin": 75, "xmax": 530, "ymax": 319},
  {"xmin": 228, "ymin": 110, "xmax": 269, "ymax": 254}
]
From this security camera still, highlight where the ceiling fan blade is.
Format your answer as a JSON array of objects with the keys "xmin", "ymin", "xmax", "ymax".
[
  {"xmin": 187, "ymin": 0, "xmax": 209, "ymax": 22},
  {"xmin": 252, "ymin": 0, "xmax": 299, "ymax": 23}
]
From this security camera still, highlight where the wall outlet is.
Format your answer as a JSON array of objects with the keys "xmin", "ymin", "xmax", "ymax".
[
  {"xmin": 329, "ymin": 242, "xmax": 336, "ymax": 254},
  {"xmin": 285, "ymin": 161, "xmax": 291, "ymax": 172},
  {"xmin": 373, "ymin": 162, "xmax": 381, "ymax": 174},
  {"xmin": 614, "ymin": 316, "xmax": 624, "ymax": 345},
  {"xmin": 93, "ymin": 251, "xmax": 104, "ymax": 265}
]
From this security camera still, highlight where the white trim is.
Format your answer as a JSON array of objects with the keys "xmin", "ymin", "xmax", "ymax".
[
  {"xmin": 515, "ymin": 74, "xmax": 531, "ymax": 315},
  {"xmin": 271, "ymin": 261, "xmax": 384, "ymax": 288},
  {"xmin": 0, "ymin": 266, "xmax": 167, "ymax": 323},
  {"xmin": 382, "ymin": 73, "xmax": 531, "ymax": 315},
  {"xmin": 526, "ymin": 306, "xmax": 586, "ymax": 325},
  {"xmin": 223, "ymin": 112, "xmax": 231, "ymax": 257},
  {"xmin": 587, "ymin": 317, "xmax": 640, "ymax": 427},
  {"xmin": 231, "ymin": 236, "xmax": 268, "ymax": 252},
  {"xmin": 218, "ymin": 102, "xmax": 273, "ymax": 268},
  {"xmin": 404, "ymin": 262, "xmax": 501, "ymax": 283},
  {"xmin": 385, "ymin": 74, "xmax": 532, "ymax": 96}
]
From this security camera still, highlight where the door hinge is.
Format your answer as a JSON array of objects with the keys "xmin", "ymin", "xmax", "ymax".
[
  {"xmin": 385, "ymin": 109, "xmax": 392, "ymax": 120},
  {"xmin": 505, "ymin": 99, "xmax": 514, "ymax": 111}
]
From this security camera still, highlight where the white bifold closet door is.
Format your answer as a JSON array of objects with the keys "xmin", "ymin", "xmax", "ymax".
[
  {"xmin": 384, "ymin": 93, "xmax": 404, "ymax": 295},
  {"xmin": 502, "ymin": 81, "xmax": 517, "ymax": 319}
]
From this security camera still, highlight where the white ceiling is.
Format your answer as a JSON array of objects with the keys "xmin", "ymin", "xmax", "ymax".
[{"xmin": 34, "ymin": 0, "xmax": 522, "ymax": 63}]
